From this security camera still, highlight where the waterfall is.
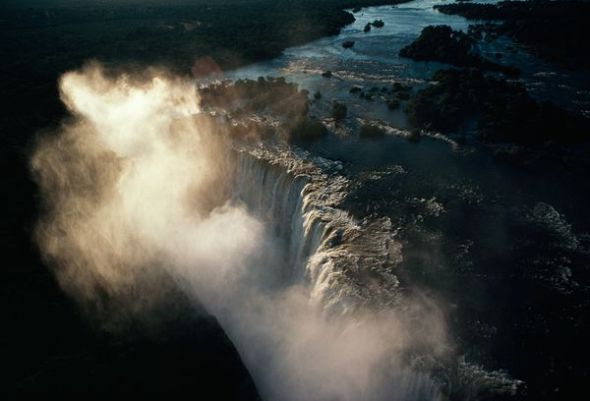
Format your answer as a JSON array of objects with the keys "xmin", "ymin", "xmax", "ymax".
[
  {"xmin": 232, "ymin": 154, "xmax": 310, "ymax": 282},
  {"xmin": 30, "ymin": 65, "xmax": 522, "ymax": 401},
  {"xmin": 232, "ymin": 144, "xmax": 406, "ymax": 314},
  {"xmin": 225, "ymin": 144, "xmax": 445, "ymax": 401}
]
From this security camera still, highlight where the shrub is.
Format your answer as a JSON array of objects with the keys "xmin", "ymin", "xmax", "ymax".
[{"xmin": 332, "ymin": 101, "xmax": 348, "ymax": 121}]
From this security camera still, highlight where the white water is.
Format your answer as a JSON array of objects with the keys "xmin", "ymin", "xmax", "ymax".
[
  {"xmin": 31, "ymin": 1, "xmax": 552, "ymax": 396},
  {"xmin": 215, "ymin": 2, "xmax": 578, "ymax": 398},
  {"xmin": 224, "ymin": 144, "xmax": 447, "ymax": 401},
  {"xmin": 233, "ymin": 144, "xmax": 407, "ymax": 310},
  {"xmin": 32, "ymin": 61, "xmax": 448, "ymax": 401}
]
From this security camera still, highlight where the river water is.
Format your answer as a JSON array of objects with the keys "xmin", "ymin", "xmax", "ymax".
[
  {"xmin": 225, "ymin": 0, "xmax": 590, "ymax": 280},
  {"xmin": 220, "ymin": 1, "xmax": 590, "ymax": 399}
]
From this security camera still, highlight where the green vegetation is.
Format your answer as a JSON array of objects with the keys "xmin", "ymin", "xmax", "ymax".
[
  {"xmin": 387, "ymin": 99, "xmax": 401, "ymax": 110},
  {"xmin": 405, "ymin": 69, "xmax": 590, "ymax": 145},
  {"xmin": 199, "ymin": 76, "xmax": 330, "ymax": 144},
  {"xmin": 396, "ymin": 91, "xmax": 410, "ymax": 101},
  {"xmin": 350, "ymin": 86, "xmax": 362, "ymax": 94},
  {"xmin": 393, "ymin": 82, "xmax": 412, "ymax": 92},
  {"xmin": 331, "ymin": 101, "xmax": 348, "ymax": 121},
  {"xmin": 289, "ymin": 117, "xmax": 329, "ymax": 142},
  {"xmin": 359, "ymin": 124, "xmax": 385, "ymax": 138},
  {"xmin": 200, "ymin": 76, "xmax": 308, "ymax": 118},
  {"xmin": 399, "ymin": 25, "xmax": 518, "ymax": 75},
  {"xmin": 434, "ymin": 1, "xmax": 590, "ymax": 70}
]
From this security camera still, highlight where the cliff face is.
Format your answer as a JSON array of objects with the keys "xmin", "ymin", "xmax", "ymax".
[{"xmin": 2, "ymin": 267, "xmax": 262, "ymax": 399}]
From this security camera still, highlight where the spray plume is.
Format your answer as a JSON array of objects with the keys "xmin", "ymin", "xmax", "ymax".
[{"xmin": 31, "ymin": 63, "xmax": 449, "ymax": 401}]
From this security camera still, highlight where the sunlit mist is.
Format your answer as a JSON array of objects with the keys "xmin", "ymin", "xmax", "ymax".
[{"xmin": 31, "ymin": 63, "xmax": 449, "ymax": 401}]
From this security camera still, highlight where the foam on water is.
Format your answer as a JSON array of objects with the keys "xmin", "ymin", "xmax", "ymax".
[{"xmin": 233, "ymin": 143, "xmax": 403, "ymax": 314}]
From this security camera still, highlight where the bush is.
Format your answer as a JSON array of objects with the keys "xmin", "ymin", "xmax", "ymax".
[
  {"xmin": 399, "ymin": 25, "xmax": 519, "ymax": 75},
  {"xmin": 396, "ymin": 91, "xmax": 411, "ymax": 101},
  {"xmin": 350, "ymin": 85, "xmax": 362, "ymax": 94},
  {"xmin": 360, "ymin": 124, "xmax": 385, "ymax": 138},
  {"xmin": 393, "ymin": 82, "xmax": 412, "ymax": 92},
  {"xmin": 405, "ymin": 68, "xmax": 590, "ymax": 145},
  {"xmin": 387, "ymin": 99, "xmax": 401, "ymax": 110},
  {"xmin": 332, "ymin": 101, "xmax": 348, "ymax": 121},
  {"xmin": 289, "ymin": 117, "xmax": 328, "ymax": 142}
]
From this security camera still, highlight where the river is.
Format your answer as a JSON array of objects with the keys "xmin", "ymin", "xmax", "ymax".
[{"xmin": 222, "ymin": 2, "xmax": 590, "ymax": 400}]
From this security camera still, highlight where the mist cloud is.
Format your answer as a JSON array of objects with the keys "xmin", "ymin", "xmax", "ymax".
[{"xmin": 31, "ymin": 63, "xmax": 449, "ymax": 401}]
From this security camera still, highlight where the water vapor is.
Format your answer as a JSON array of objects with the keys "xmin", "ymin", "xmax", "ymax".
[{"xmin": 32, "ymin": 63, "xmax": 449, "ymax": 401}]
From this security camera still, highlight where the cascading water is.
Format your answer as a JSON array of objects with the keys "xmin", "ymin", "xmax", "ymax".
[
  {"xmin": 227, "ymin": 144, "xmax": 446, "ymax": 401},
  {"xmin": 226, "ymin": 143, "xmax": 524, "ymax": 401},
  {"xmin": 232, "ymin": 153, "xmax": 310, "ymax": 283},
  {"xmin": 32, "ymin": 65, "xmax": 519, "ymax": 401},
  {"xmin": 232, "ymin": 143, "xmax": 416, "ymax": 310}
]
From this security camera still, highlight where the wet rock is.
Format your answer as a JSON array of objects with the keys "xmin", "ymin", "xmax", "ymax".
[
  {"xmin": 342, "ymin": 40, "xmax": 355, "ymax": 49},
  {"xmin": 364, "ymin": 23, "xmax": 371, "ymax": 33},
  {"xmin": 321, "ymin": 70, "xmax": 333, "ymax": 78}
]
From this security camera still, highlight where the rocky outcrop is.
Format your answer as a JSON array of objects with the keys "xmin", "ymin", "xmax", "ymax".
[{"xmin": 399, "ymin": 25, "xmax": 518, "ymax": 75}]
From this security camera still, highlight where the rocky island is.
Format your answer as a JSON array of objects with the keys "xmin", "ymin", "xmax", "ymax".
[{"xmin": 399, "ymin": 25, "xmax": 519, "ymax": 75}]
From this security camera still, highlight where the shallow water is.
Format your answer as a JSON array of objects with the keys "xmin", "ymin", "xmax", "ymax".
[
  {"xmin": 225, "ymin": 0, "xmax": 590, "ymax": 216},
  {"xmin": 228, "ymin": 0, "xmax": 590, "ymax": 116}
]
